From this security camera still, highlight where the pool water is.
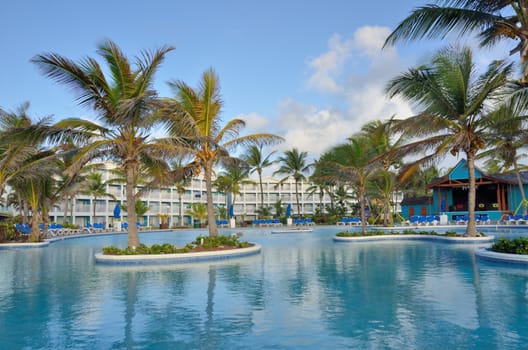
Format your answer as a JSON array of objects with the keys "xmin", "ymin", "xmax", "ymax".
[{"xmin": 1, "ymin": 227, "xmax": 527, "ymax": 349}]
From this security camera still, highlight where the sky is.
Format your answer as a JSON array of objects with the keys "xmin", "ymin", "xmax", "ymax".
[{"xmin": 0, "ymin": 0, "xmax": 515, "ymax": 169}]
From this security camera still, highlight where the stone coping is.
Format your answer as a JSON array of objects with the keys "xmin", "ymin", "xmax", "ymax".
[
  {"xmin": 94, "ymin": 244, "xmax": 262, "ymax": 265},
  {"xmin": 0, "ymin": 241, "xmax": 50, "ymax": 249},
  {"xmin": 333, "ymin": 234, "xmax": 495, "ymax": 244},
  {"xmin": 474, "ymin": 247, "xmax": 528, "ymax": 265}
]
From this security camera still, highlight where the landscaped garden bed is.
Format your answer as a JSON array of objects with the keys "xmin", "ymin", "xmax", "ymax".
[{"xmin": 102, "ymin": 234, "xmax": 252, "ymax": 255}]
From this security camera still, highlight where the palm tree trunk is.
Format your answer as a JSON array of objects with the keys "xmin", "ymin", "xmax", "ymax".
[
  {"xmin": 258, "ymin": 169, "xmax": 264, "ymax": 211},
  {"xmin": 179, "ymin": 193, "xmax": 183, "ymax": 226},
  {"xmin": 70, "ymin": 195, "xmax": 75, "ymax": 225},
  {"xmin": 359, "ymin": 186, "xmax": 367, "ymax": 235},
  {"xmin": 513, "ymin": 158, "xmax": 527, "ymax": 215},
  {"xmin": 466, "ymin": 152, "xmax": 477, "ymax": 237},
  {"xmin": 205, "ymin": 162, "xmax": 218, "ymax": 237},
  {"xmin": 295, "ymin": 181, "xmax": 301, "ymax": 218},
  {"xmin": 63, "ymin": 198, "xmax": 69, "ymax": 225},
  {"xmin": 520, "ymin": 35, "xmax": 528, "ymax": 85},
  {"xmin": 92, "ymin": 196, "xmax": 97, "ymax": 224},
  {"xmin": 125, "ymin": 165, "xmax": 140, "ymax": 248}
]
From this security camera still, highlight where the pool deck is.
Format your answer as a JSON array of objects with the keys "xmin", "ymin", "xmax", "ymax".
[{"xmin": 94, "ymin": 243, "xmax": 262, "ymax": 265}]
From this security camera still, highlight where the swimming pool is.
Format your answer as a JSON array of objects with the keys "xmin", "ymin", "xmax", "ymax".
[{"xmin": 1, "ymin": 226, "xmax": 527, "ymax": 349}]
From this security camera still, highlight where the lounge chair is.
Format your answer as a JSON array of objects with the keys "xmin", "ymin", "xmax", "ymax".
[
  {"xmin": 337, "ymin": 217, "xmax": 349, "ymax": 226},
  {"xmin": 349, "ymin": 217, "xmax": 361, "ymax": 226},
  {"xmin": 409, "ymin": 216, "xmax": 420, "ymax": 226},
  {"xmin": 305, "ymin": 218, "xmax": 315, "ymax": 226},
  {"xmin": 273, "ymin": 218, "xmax": 282, "ymax": 226}
]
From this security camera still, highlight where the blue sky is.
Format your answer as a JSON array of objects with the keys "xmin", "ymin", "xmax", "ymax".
[{"xmin": 0, "ymin": 0, "xmax": 513, "ymax": 162}]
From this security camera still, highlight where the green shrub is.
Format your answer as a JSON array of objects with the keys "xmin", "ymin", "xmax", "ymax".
[
  {"xmin": 102, "ymin": 234, "xmax": 250, "ymax": 255},
  {"xmin": 492, "ymin": 237, "xmax": 528, "ymax": 255}
]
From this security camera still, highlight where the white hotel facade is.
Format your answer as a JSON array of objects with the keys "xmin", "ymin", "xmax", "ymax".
[{"xmin": 47, "ymin": 167, "xmax": 336, "ymax": 228}]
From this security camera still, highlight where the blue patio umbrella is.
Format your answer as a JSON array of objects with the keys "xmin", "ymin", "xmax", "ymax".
[
  {"xmin": 286, "ymin": 204, "xmax": 291, "ymax": 217},
  {"xmin": 229, "ymin": 204, "xmax": 234, "ymax": 218},
  {"xmin": 113, "ymin": 203, "xmax": 121, "ymax": 219},
  {"xmin": 441, "ymin": 198, "xmax": 446, "ymax": 212}
]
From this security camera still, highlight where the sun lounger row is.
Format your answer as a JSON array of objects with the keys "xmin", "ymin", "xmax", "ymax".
[
  {"xmin": 337, "ymin": 217, "xmax": 362, "ymax": 226},
  {"xmin": 216, "ymin": 219, "xmax": 229, "ymax": 228},
  {"xmin": 253, "ymin": 219, "xmax": 282, "ymax": 227},
  {"xmin": 503, "ymin": 214, "xmax": 528, "ymax": 225},
  {"xmin": 405, "ymin": 215, "xmax": 441, "ymax": 226},
  {"xmin": 293, "ymin": 218, "xmax": 314, "ymax": 226}
]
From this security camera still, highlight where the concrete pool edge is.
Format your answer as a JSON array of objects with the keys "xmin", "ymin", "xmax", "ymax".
[
  {"xmin": 474, "ymin": 247, "xmax": 528, "ymax": 264},
  {"xmin": 333, "ymin": 234, "xmax": 495, "ymax": 244},
  {"xmin": 94, "ymin": 243, "xmax": 262, "ymax": 265}
]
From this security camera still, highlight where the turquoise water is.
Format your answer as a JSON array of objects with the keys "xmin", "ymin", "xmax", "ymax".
[{"xmin": 1, "ymin": 227, "xmax": 528, "ymax": 349}]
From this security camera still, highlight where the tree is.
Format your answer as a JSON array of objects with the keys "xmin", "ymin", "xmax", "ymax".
[
  {"xmin": 186, "ymin": 202, "xmax": 208, "ymax": 228},
  {"xmin": 479, "ymin": 103, "xmax": 528, "ymax": 214},
  {"xmin": 385, "ymin": 45, "xmax": 513, "ymax": 236},
  {"xmin": 81, "ymin": 172, "xmax": 116, "ymax": 225},
  {"xmin": 273, "ymin": 148, "xmax": 312, "ymax": 218},
  {"xmin": 165, "ymin": 68, "xmax": 282, "ymax": 237},
  {"xmin": 33, "ymin": 40, "xmax": 174, "ymax": 248},
  {"xmin": 243, "ymin": 145, "xmax": 276, "ymax": 211},
  {"xmin": 384, "ymin": 0, "xmax": 528, "ymax": 85},
  {"xmin": 215, "ymin": 160, "xmax": 251, "ymax": 208},
  {"xmin": 320, "ymin": 135, "xmax": 380, "ymax": 234}
]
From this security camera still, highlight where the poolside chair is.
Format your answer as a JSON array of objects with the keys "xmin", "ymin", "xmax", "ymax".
[
  {"xmin": 252, "ymin": 219, "xmax": 259, "ymax": 227},
  {"xmin": 221, "ymin": 219, "xmax": 229, "ymax": 227},
  {"xmin": 273, "ymin": 218, "xmax": 282, "ymax": 226},
  {"xmin": 349, "ymin": 217, "xmax": 361, "ymax": 226},
  {"xmin": 409, "ymin": 216, "xmax": 420, "ymax": 226},
  {"xmin": 426, "ymin": 215, "xmax": 438, "ymax": 226},
  {"xmin": 455, "ymin": 215, "xmax": 467, "ymax": 225},
  {"xmin": 337, "ymin": 217, "xmax": 349, "ymax": 226},
  {"xmin": 259, "ymin": 219, "xmax": 267, "ymax": 227},
  {"xmin": 305, "ymin": 218, "xmax": 315, "ymax": 226},
  {"xmin": 476, "ymin": 214, "xmax": 490, "ymax": 225}
]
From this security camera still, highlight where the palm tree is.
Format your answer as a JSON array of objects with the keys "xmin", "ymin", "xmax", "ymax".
[
  {"xmin": 320, "ymin": 136, "xmax": 380, "ymax": 234},
  {"xmin": 273, "ymin": 148, "xmax": 312, "ymax": 218},
  {"xmin": 479, "ymin": 103, "xmax": 528, "ymax": 214},
  {"xmin": 81, "ymin": 172, "xmax": 116, "ymax": 225},
  {"xmin": 384, "ymin": 0, "xmax": 528, "ymax": 85},
  {"xmin": 186, "ymin": 202, "xmax": 208, "ymax": 228},
  {"xmin": 32, "ymin": 40, "xmax": 174, "ymax": 248},
  {"xmin": 243, "ymin": 145, "xmax": 276, "ymax": 211},
  {"xmin": 360, "ymin": 119, "xmax": 406, "ymax": 226},
  {"xmin": 385, "ymin": 45, "xmax": 513, "ymax": 236},
  {"xmin": 165, "ymin": 68, "xmax": 283, "ymax": 237},
  {"xmin": 215, "ymin": 160, "xmax": 251, "ymax": 208}
]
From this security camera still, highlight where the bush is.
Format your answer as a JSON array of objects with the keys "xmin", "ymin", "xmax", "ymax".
[
  {"xmin": 491, "ymin": 237, "xmax": 528, "ymax": 255},
  {"xmin": 102, "ymin": 234, "xmax": 249, "ymax": 255}
]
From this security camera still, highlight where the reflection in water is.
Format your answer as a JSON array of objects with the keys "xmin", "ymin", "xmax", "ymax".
[{"xmin": 1, "ymin": 229, "xmax": 528, "ymax": 349}]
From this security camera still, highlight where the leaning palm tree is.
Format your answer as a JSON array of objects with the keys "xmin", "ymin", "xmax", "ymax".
[
  {"xmin": 165, "ymin": 68, "xmax": 283, "ymax": 237},
  {"xmin": 32, "ymin": 40, "xmax": 174, "ymax": 248},
  {"xmin": 243, "ymin": 145, "xmax": 276, "ymax": 211},
  {"xmin": 384, "ymin": 0, "xmax": 528, "ymax": 85},
  {"xmin": 273, "ymin": 148, "xmax": 313, "ymax": 218},
  {"xmin": 385, "ymin": 45, "xmax": 513, "ymax": 236},
  {"xmin": 479, "ymin": 103, "xmax": 528, "ymax": 214}
]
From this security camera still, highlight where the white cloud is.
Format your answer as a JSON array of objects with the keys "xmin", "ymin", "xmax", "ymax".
[
  {"xmin": 306, "ymin": 34, "xmax": 354, "ymax": 94},
  {"xmin": 275, "ymin": 98, "xmax": 353, "ymax": 156},
  {"xmin": 237, "ymin": 112, "xmax": 271, "ymax": 133},
  {"xmin": 284, "ymin": 26, "xmax": 414, "ymax": 155}
]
